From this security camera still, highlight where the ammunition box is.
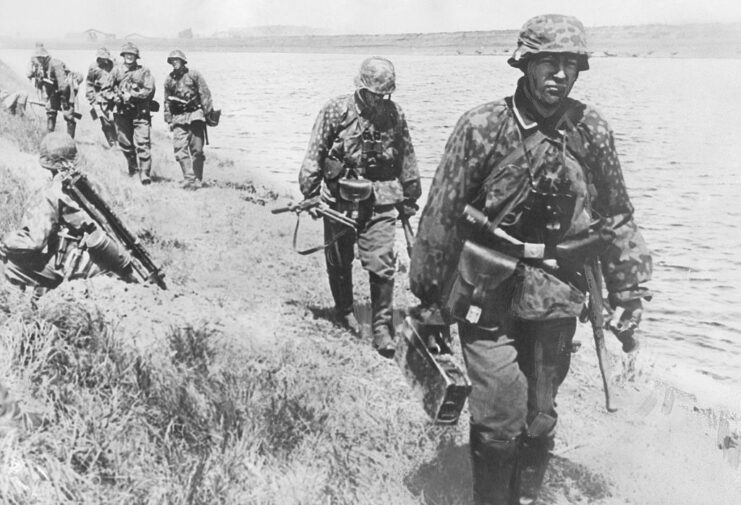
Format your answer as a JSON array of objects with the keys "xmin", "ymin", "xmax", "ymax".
[{"xmin": 395, "ymin": 317, "xmax": 471, "ymax": 425}]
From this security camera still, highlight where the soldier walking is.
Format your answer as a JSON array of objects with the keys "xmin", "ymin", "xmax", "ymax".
[
  {"xmin": 85, "ymin": 47, "xmax": 118, "ymax": 147},
  {"xmin": 299, "ymin": 57, "xmax": 421, "ymax": 357},
  {"xmin": 26, "ymin": 46, "xmax": 79, "ymax": 137},
  {"xmin": 409, "ymin": 15, "xmax": 652, "ymax": 504},
  {"xmin": 163, "ymin": 49, "xmax": 214, "ymax": 189},
  {"xmin": 102, "ymin": 42, "xmax": 156, "ymax": 185}
]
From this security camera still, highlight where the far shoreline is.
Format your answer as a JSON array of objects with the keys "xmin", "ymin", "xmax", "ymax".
[{"xmin": 2, "ymin": 21, "xmax": 740, "ymax": 59}]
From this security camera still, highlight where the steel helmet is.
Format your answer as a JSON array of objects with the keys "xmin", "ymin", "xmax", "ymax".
[
  {"xmin": 39, "ymin": 132, "xmax": 78, "ymax": 172},
  {"xmin": 354, "ymin": 57, "xmax": 396, "ymax": 95},
  {"xmin": 120, "ymin": 42, "xmax": 140, "ymax": 58},
  {"xmin": 508, "ymin": 14, "xmax": 589, "ymax": 71},
  {"xmin": 32, "ymin": 45, "xmax": 49, "ymax": 59},
  {"xmin": 167, "ymin": 49, "xmax": 187, "ymax": 65},
  {"xmin": 96, "ymin": 47, "xmax": 112, "ymax": 61}
]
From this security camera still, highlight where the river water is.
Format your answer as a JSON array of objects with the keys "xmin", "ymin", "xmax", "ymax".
[{"xmin": 3, "ymin": 49, "xmax": 741, "ymax": 411}]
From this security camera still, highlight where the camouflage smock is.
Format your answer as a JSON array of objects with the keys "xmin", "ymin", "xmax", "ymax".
[
  {"xmin": 85, "ymin": 60, "xmax": 114, "ymax": 104},
  {"xmin": 410, "ymin": 83, "xmax": 652, "ymax": 313},
  {"xmin": 163, "ymin": 67, "xmax": 213, "ymax": 125},
  {"xmin": 102, "ymin": 62, "xmax": 155, "ymax": 115},
  {"xmin": 27, "ymin": 58, "xmax": 69, "ymax": 105},
  {"xmin": 1, "ymin": 174, "xmax": 94, "ymax": 286},
  {"xmin": 299, "ymin": 93, "xmax": 421, "ymax": 206}
]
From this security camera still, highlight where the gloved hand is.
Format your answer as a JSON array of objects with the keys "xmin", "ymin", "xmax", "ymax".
[
  {"xmin": 607, "ymin": 295, "xmax": 643, "ymax": 353},
  {"xmin": 398, "ymin": 200, "xmax": 419, "ymax": 218},
  {"xmin": 408, "ymin": 304, "xmax": 452, "ymax": 354},
  {"xmin": 62, "ymin": 108, "xmax": 75, "ymax": 121}
]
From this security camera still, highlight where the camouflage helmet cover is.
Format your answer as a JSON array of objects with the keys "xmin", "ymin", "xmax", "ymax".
[
  {"xmin": 508, "ymin": 14, "xmax": 589, "ymax": 71},
  {"xmin": 32, "ymin": 45, "xmax": 50, "ymax": 59},
  {"xmin": 96, "ymin": 47, "xmax": 112, "ymax": 61},
  {"xmin": 354, "ymin": 57, "xmax": 396, "ymax": 95},
  {"xmin": 167, "ymin": 49, "xmax": 188, "ymax": 65},
  {"xmin": 39, "ymin": 132, "xmax": 78, "ymax": 171},
  {"xmin": 120, "ymin": 42, "xmax": 140, "ymax": 58}
]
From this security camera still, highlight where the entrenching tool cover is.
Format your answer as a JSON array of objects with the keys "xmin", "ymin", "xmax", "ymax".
[{"xmin": 395, "ymin": 317, "xmax": 471, "ymax": 424}]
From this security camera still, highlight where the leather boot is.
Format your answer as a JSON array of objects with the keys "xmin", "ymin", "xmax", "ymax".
[
  {"xmin": 139, "ymin": 158, "xmax": 152, "ymax": 185},
  {"xmin": 46, "ymin": 114, "xmax": 56, "ymax": 132},
  {"xmin": 516, "ymin": 436, "xmax": 553, "ymax": 505},
  {"xmin": 66, "ymin": 120, "xmax": 76, "ymax": 139},
  {"xmin": 102, "ymin": 121, "xmax": 117, "ymax": 147},
  {"xmin": 125, "ymin": 155, "xmax": 138, "ymax": 176},
  {"xmin": 370, "ymin": 272, "xmax": 395, "ymax": 358},
  {"xmin": 470, "ymin": 426, "xmax": 519, "ymax": 505},
  {"xmin": 328, "ymin": 267, "xmax": 358, "ymax": 334},
  {"xmin": 179, "ymin": 158, "xmax": 196, "ymax": 182},
  {"xmin": 192, "ymin": 156, "xmax": 204, "ymax": 181}
]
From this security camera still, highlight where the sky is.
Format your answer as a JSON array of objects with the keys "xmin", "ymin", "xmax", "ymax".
[{"xmin": 1, "ymin": 0, "xmax": 740, "ymax": 39}]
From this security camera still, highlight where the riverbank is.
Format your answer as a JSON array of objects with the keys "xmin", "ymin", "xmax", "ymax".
[
  {"xmin": 2, "ymin": 22, "xmax": 741, "ymax": 58},
  {"xmin": 0, "ymin": 61, "xmax": 740, "ymax": 504}
]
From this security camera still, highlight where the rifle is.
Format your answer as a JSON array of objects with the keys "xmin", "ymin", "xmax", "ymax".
[
  {"xmin": 400, "ymin": 213, "xmax": 415, "ymax": 259},
  {"xmin": 61, "ymin": 172, "xmax": 167, "ymax": 289},
  {"xmin": 272, "ymin": 196, "xmax": 357, "ymax": 255},
  {"xmin": 584, "ymin": 258, "xmax": 617, "ymax": 412}
]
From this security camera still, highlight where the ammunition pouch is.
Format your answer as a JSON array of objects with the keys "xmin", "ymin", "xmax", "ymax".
[
  {"xmin": 509, "ymin": 263, "xmax": 586, "ymax": 320},
  {"xmin": 205, "ymin": 109, "xmax": 221, "ymax": 127},
  {"xmin": 338, "ymin": 176, "xmax": 373, "ymax": 204},
  {"xmin": 444, "ymin": 240, "xmax": 518, "ymax": 326},
  {"xmin": 169, "ymin": 98, "xmax": 198, "ymax": 115}
]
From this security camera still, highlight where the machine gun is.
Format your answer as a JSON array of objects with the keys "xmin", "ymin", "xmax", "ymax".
[
  {"xmin": 272, "ymin": 196, "xmax": 357, "ymax": 255},
  {"xmin": 61, "ymin": 172, "xmax": 167, "ymax": 289}
]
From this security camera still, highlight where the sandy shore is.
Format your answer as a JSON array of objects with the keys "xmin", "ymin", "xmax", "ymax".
[{"xmin": 1, "ymin": 60, "xmax": 741, "ymax": 503}]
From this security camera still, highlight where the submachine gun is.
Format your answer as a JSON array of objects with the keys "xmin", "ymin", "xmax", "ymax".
[
  {"xmin": 61, "ymin": 172, "xmax": 167, "ymax": 289},
  {"xmin": 271, "ymin": 195, "xmax": 358, "ymax": 255}
]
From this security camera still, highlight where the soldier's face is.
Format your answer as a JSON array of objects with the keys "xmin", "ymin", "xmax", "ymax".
[
  {"xmin": 123, "ymin": 54, "xmax": 136, "ymax": 65},
  {"xmin": 358, "ymin": 88, "xmax": 390, "ymax": 112},
  {"xmin": 171, "ymin": 59, "xmax": 184, "ymax": 70},
  {"xmin": 525, "ymin": 53, "xmax": 579, "ymax": 113}
]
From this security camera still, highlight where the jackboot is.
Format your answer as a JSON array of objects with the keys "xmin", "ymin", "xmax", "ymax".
[
  {"xmin": 192, "ymin": 156, "xmax": 204, "ymax": 181},
  {"xmin": 328, "ymin": 267, "xmax": 359, "ymax": 334},
  {"xmin": 46, "ymin": 114, "xmax": 56, "ymax": 132},
  {"xmin": 102, "ymin": 121, "xmax": 117, "ymax": 147},
  {"xmin": 66, "ymin": 120, "xmax": 76, "ymax": 139},
  {"xmin": 139, "ymin": 158, "xmax": 152, "ymax": 185},
  {"xmin": 370, "ymin": 272, "xmax": 395, "ymax": 358},
  {"xmin": 178, "ymin": 158, "xmax": 196, "ymax": 182},
  {"xmin": 125, "ymin": 154, "xmax": 138, "ymax": 176},
  {"xmin": 470, "ymin": 426, "xmax": 520, "ymax": 505},
  {"xmin": 515, "ymin": 436, "xmax": 553, "ymax": 505}
]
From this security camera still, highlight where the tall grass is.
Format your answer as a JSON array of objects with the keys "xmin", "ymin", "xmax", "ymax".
[
  {"xmin": 0, "ymin": 109, "xmax": 45, "ymax": 154},
  {"xmin": 0, "ymin": 291, "xmax": 462, "ymax": 504}
]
